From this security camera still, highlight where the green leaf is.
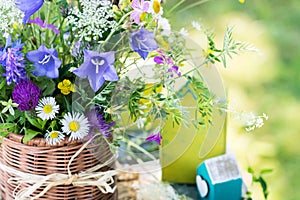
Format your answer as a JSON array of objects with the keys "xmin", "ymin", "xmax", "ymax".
[
  {"xmin": 25, "ymin": 112, "xmax": 43, "ymax": 130},
  {"xmin": 0, "ymin": 79, "xmax": 6, "ymax": 90},
  {"xmin": 0, "ymin": 130, "xmax": 10, "ymax": 138},
  {"xmin": 49, "ymin": 120, "xmax": 57, "ymax": 129},
  {"xmin": 37, "ymin": 118, "xmax": 47, "ymax": 130},
  {"xmin": 260, "ymin": 169, "xmax": 273, "ymax": 175},
  {"xmin": 247, "ymin": 166, "xmax": 255, "ymax": 174},
  {"xmin": 72, "ymin": 101, "xmax": 85, "ymax": 113},
  {"xmin": 35, "ymin": 77, "xmax": 56, "ymax": 96},
  {"xmin": 257, "ymin": 176, "xmax": 269, "ymax": 199},
  {"xmin": 23, "ymin": 129, "xmax": 41, "ymax": 143},
  {"xmin": 0, "ymin": 123, "xmax": 15, "ymax": 130}
]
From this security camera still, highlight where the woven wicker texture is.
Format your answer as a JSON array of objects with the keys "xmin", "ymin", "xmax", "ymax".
[
  {"xmin": 0, "ymin": 133, "xmax": 117, "ymax": 200},
  {"xmin": 0, "ymin": 143, "xmax": 4, "ymax": 198}
]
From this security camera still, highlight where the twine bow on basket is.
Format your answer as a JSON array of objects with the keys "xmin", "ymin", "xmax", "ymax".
[{"xmin": 0, "ymin": 139, "xmax": 118, "ymax": 200}]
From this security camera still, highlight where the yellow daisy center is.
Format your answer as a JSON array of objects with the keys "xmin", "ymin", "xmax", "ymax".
[
  {"xmin": 69, "ymin": 121, "xmax": 80, "ymax": 132},
  {"xmin": 43, "ymin": 104, "xmax": 53, "ymax": 114},
  {"xmin": 153, "ymin": 0, "xmax": 161, "ymax": 14},
  {"xmin": 49, "ymin": 131, "xmax": 59, "ymax": 139}
]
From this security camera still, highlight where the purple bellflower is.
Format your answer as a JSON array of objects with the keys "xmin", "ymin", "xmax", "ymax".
[
  {"xmin": 130, "ymin": 0, "xmax": 150, "ymax": 24},
  {"xmin": 0, "ymin": 37, "xmax": 26, "ymax": 85},
  {"xmin": 15, "ymin": 0, "xmax": 44, "ymax": 25},
  {"xmin": 145, "ymin": 131, "xmax": 162, "ymax": 145},
  {"xmin": 26, "ymin": 44, "xmax": 61, "ymax": 78},
  {"xmin": 28, "ymin": 17, "xmax": 60, "ymax": 34},
  {"xmin": 73, "ymin": 50, "xmax": 118, "ymax": 92},
  {"xmin": 130, "ymin": 27, "xmax": 159, "ymax": 60},
  {"xmin": 12, "ymin": 80, "xmax": 41, "ymax": 111}
]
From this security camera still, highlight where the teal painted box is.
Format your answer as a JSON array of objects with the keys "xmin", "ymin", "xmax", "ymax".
[{"xmin": 196, "ymin": 154, "xmax": 243, "ymax": 200}]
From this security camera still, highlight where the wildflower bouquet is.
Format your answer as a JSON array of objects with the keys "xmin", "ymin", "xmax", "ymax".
[
  {"xmin": 0, "ymin": 0, "xmax": 262, "ymax": 148},
  {"xmin": 0, "ymin": 0, "xmax": 272, "ymax": 199}
]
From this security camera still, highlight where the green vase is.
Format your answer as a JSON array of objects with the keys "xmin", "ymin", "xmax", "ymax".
[{"xmin": 160, "ymin": 76, "xmax": 227, "ymax": 184}]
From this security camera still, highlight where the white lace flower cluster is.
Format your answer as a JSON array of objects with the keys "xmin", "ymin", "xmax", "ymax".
[
  {"xmin": 239, "ymin": 112, "xmax": 269, "ymax": 132},
  {"xmin": 67, "ymin": 0, "xmax": 117, "ymax": 41},
  {"xmin": 0, "ymin": 0, "xmax": 23, "ymax": 36}
]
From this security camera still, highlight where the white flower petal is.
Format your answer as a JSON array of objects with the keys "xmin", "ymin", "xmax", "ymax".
[
  {"xmin": 61, "ymin": 112, "xmax": 90, "ymax": 141},
  {"xmin": 45, "ymin": 131, "xmax": 65, "ymax": 146},
  {"xmin": 35, "ymin": 97, "xmax": 59, "ymax": 120}
]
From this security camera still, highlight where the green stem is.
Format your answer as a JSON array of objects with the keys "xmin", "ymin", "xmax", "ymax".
[
  {"xmin": 126, "ymin": 138, "xmax": 157, "ymax": 161},
  {"xmin": 166, "ymin": 0, "xmax": 186, "ymax": 17},
  {"xmin": 178, "ymin": 0, "xmax": 211, "ymax": 13},
  {"xmin": 100, "ymin": 11, "xmax": 132, "ymax": 49},
  {"xmin": 29, "ymin": 24, "xmax": 37, "ymax": 49},
  {"xmin": 45, "ymin": 2, "xmax": 52, "ymax": 45},
  {"xmin": 50, "ymin": 18, "xmax": 65, "ymax": 45},
  {"xmin": 175, "ymin": 60, "xmax": 207, "ymax": 80}
]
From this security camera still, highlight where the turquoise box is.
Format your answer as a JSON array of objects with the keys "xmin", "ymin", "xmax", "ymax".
[{"xmin": 196, "ymin": 154, "xmax": 243, "ymax": 200}]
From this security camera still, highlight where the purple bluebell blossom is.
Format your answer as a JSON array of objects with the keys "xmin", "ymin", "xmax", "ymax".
[
  {"xmin": 15, "ymin": 0, "xmax": 44, "ymax": 25},
  {"xmin": 145, "ymin": 131, "xmax": 162, "ymax": 145},
  {"xmin": 73, "ymin": 50, "xmax": 118, "ymax": 92},
  {"xmin": 0, "ymin": 38, "xmax": 26, "ymax": 85},
  {"xmin": 130, "ymin": 27, "xmax": 159, "ymax": 60},
  {"xmin": 12, "ymin": 80, "xmax": 41, "ymax": 111},
  {"xmin": 26, "ymin": 44, "xmax": 61, "ymax": 78},
  {"xmin": 87, "ymin": 110, "xmax": 115, "ymax": 137},
  {"xmin": 130, "ymin": 0, "xmax": 150, "ymax": 24},
  {"xmin": 28, "ymin": 18, "xmax": 60, "ymax": 34}
]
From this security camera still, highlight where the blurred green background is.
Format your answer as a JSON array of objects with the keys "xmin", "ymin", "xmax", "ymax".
[{"xmin": 165, "ymin": 0, "xmax": 300, "ymax": 199}]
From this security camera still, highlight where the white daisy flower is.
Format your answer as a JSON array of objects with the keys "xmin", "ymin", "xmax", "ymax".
[
  {"xmin": 149, "ymin": 0, "xmax": 163, "ymax": 19},
  {"xmin": 35, "ymin": 97, "xmax": 59, "ymax": 120},
  {"xmin": 45, "ymin": 130, "xmax": 65, "ymax": 146},
  {"xmin": 61, "ymin": 112, "xmax": 90, "ymax": 141}
]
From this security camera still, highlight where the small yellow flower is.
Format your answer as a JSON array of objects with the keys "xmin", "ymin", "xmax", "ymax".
[
  {"xmin": 202, "ymin": 48, "xmax": 214, "ymax": 58},
  {"xmin": 207, "ymin": 49, "xmax": 214, "ymax": 54},
  {"xmin": 144, "ymin": 84, "xmax": 154, "ymax": 96},
  {"xmin": 143, "ymin": 83, "xmax": 162, "ymax": 95},
  {"xmin": 139, "ymin": 98, "xmax": 151, "ymax": 105},
  {"xmin": 57, "ymin": 79, "xmax": 76, "ymax": 95},
  {"xmin": 138, "ymin": 98, "xmax": 152, "ymax": 114},
  {"xmin": 239, "ymin": 0, "xmax": 245, "ymax": 4},
  {"xmin": 155, "ymin": 84, "xmax": 163, "ymax": 93}
]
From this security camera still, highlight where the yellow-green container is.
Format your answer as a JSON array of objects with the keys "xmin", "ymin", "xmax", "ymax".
[{"xmin": 160, "ymin": 76, "xmax": 227, "ymax": 184}]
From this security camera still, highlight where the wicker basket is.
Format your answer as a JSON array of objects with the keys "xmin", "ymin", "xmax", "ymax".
[
  {"xmin": 0, "ymin": 142, "xmax": 4, "ymax": 199},
  {"xmin": 0, "ymin": 133, "xmax": 117, "ymax": 200}
]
